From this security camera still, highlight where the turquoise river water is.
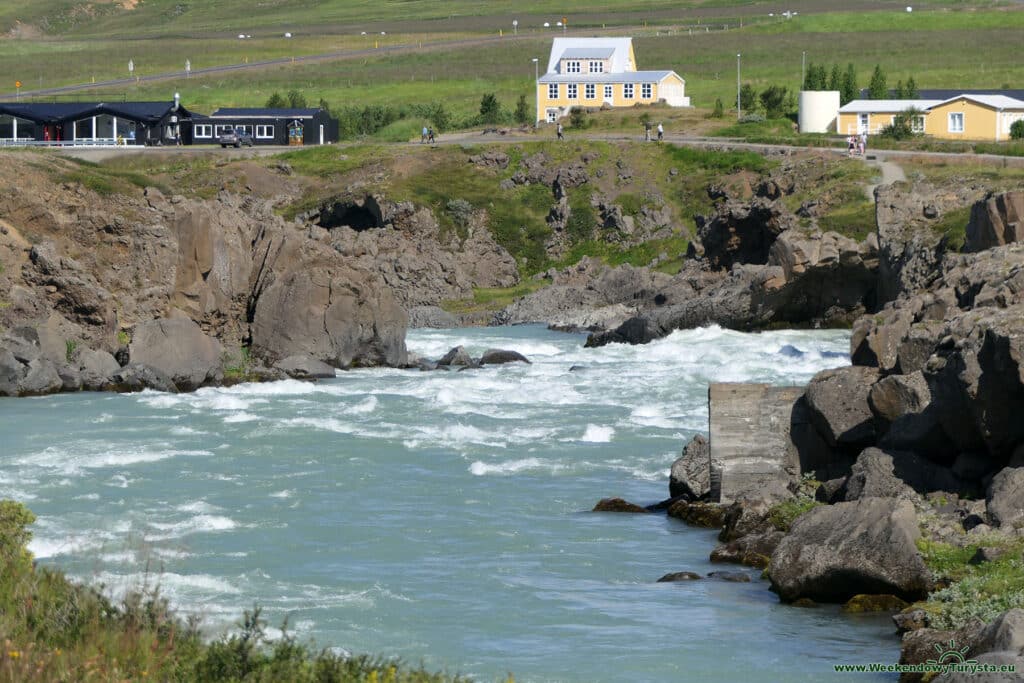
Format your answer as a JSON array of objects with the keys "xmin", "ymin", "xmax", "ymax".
[{"xmin": 1, "ymin": 324, "xmax": 897, "ymax": 682}]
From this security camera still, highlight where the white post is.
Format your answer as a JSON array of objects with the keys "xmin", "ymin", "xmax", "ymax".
[
  {"xmin": 92, "ymin": 115, "xmax": 97, "ymax": 141},
  {"xmin": 802, "ymin": 51, "xmax": 806, "ymax": 88},
  {"xmin": 12, "ymin": 118, "xmax": 16, "ymax": 141},
  {"xmin": 533, "ymin": 57, "xmax": 540, "ymax": 124},
  {"xmin": 113, "ymin": 116, "xmax": 118, "ymax": 142},
  {"xmin": 72, "ymin": 121, "xmax": 77, "ymax": 140},
  {"xmin": 736, "ymin": 53, "xmax": 742, "ymax": 120}
]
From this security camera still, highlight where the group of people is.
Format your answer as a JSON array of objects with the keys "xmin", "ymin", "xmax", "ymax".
[
  {"xmin": 420, "ymin": 126, "xmax": 436, "ymax": 144},
  {"xmin": 848, "ymin": 132, "xmax": 868, "ymax": 156}
]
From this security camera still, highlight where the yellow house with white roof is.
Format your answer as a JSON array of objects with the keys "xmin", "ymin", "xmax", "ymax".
[
  {"xmin": 536, "ymin": 37, "xmax": 689, "ymax": 123},
  {"xmin": 837, "ymin": 93, "xmax": 1024, "ymax": 141}
]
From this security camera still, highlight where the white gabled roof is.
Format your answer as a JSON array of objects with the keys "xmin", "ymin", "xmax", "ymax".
[
  {"xmin": 839, "ymin": 99, "xmax": 941, "ymax": 114},
  {"xmin": 547, "ymin": 37, "xmax": 633, "ymax": 74},
  {"xmin": 933, "ymin": 94, "xmax": 1024, "ymax": 110}
]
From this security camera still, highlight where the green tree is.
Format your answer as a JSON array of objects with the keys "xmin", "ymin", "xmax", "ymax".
[
  {"xmin": 828, "ymin": 64, "xmax": 842, "ymax": 92},
  {"xmin": 711, "ymin": 97, "xmax": 724, "ymax": 118},
  {"xmin": 569, "ymin": 106, "xmax": 589, "ymax": 129},
  {"xmin": 868, "ymin": 65, "xmax": 888, "ymax": 99},
  {"xmin": 479, "ymin": 92, "xmax": 502, "ymax": 124},
  {"xmin": 429, "ymin": 102, "xmax": 452, "ymax": 132},
  {"xmin": 513, "ymin": 94, "xmax": 530, "ymax": 125},
  {"xmin": 265, "ymin": 92, "xmax": 286, "ymax": 108},
  {"xmin": 317, "ymin": 97, "xmax": 332, "ymax": 115},
  {"xmin": 803, "ymin": 63, "xmax": 827, "ymax": 91},
  {"xmin": 905, "ymin": 76, "xmax": 919, "ymax": 98},
  {"xmin": 739, "ymin": 83, "xmax": 759, "ymax": 113},
  {"xmin": 1011, "ymin": 119, "xmax": 1024, "ymax": 140},
  {"xmin": 759, "ymin": 85, "xmax": 789, "ymax": 118},
  {"xmin": 880, "ymin": 107, "xmax": 924, "ymax": 140},
  {"xmin": 286, "ymin": 89, "xmax": 307, "ymax": 108},
  {"xmin": 840, "ymin": 63, "xmax": 858, "ymax": 105},
  {"xmin": 894, "ymin": 80, "xmax": 906, "ymax": 99}
]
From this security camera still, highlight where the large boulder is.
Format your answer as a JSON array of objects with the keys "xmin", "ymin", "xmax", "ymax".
[
  {"xmin": 250, "ymin": 256, "xmax": 407, "ymax": 370},
  {"xmin": 479, "ymin": 349, "xmax": 530, "ymax": 365},
  {"xmin": 670, "ymin": 434, "xmax": 711, "ymax": 500},
  {"xmin": 437, "ymin": 346, "xmax": 474, "ymax": 367},
  {"xmin": 129, "ymin": 317, "xmax": 223, "ymax": 392},
  {"xmin": 987, "ymin": 468, "xmax": 1024, "ymax": 528},
  {"xmin": 0, "ymin": 348, "xmax": 26, "ymax": 396},
  {"xmin": 965, "ymin": 191, "xmax": 1024, "ymax": 253},
  {"xmin": 78, "ymin": 348, "xmax": 121, "ymax": 391},
  {"xmin": 17, "ymin": 358, "xmax": 63, "ymax": 396},
  {"xmin": 768, "ymin": 497, "xmax": 930, "ymax": 603},
  {"xmin": 844, "ymin": 448, "xmax": 918, "ymax": 501},
  {"xmin": 106, "ymin": 363, "xmax": 178, "ymax": 393},
  {"xmin": 804, "ymin": 365, "xmax": 881, "ymax": 449}
]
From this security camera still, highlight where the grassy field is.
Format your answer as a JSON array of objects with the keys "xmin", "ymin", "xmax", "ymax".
[{"xmin": 1, "ymin": 2, "xmax": 1021, "ymax": 131}]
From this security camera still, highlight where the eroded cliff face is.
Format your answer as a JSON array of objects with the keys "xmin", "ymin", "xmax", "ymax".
[{"xmin": 0, "ymin": 153, "xmax": 410, "ymax": 394}]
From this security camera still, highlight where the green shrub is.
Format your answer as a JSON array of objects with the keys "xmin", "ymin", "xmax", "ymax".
[
  {"xmin": 768, "ymin": 497, "xmax": 822, "ymax": 531},
  {"xmin": 711, "ymin": 98, "xmax": 724, "ymax": 119},
  {"xmin": 1011, "ymin": 119, "xmax": 1024, "ymax": 141},
  {"xmin": 514, "ymin": 94, "xmax": 530, "ymax": 125},
  {"xmin": 479, "ymin": 92, "xmax": 502, "ymax": 124},
  {"xmin": 569, "ymin": 106, "xmax": 590, "ymax": 129}
]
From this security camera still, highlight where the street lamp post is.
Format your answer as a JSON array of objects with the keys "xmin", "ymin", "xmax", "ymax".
[
  {"xmin": 801, "ymin": 51, "xmax": 806, "ymax": 89},
  {"xmin": 736, "ymin": 53, "xmax": 741, "ymax": 120},
  {"xmin": 185, "ymin": 59, "xmax": 191, "ymax": 78}
]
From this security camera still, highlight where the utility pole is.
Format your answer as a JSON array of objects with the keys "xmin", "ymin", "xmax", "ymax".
[{"xmin": 801, "ymin": 51, "xmax": 806, "ymax": 89}]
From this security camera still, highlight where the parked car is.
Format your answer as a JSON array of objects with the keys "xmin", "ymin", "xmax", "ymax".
[{"xmin": 219, "ymin": 127, "xmax": 254, "ymax": 148}]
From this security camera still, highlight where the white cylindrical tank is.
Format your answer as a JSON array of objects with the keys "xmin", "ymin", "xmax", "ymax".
[{"xmin": 799, "ymin": 90, "xmax": 841, "ymax": 134}]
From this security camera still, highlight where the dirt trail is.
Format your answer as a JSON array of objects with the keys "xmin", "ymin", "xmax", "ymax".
[{"xmin": 864, "ymin": 155, "xmax": 907, "ymax": 200}]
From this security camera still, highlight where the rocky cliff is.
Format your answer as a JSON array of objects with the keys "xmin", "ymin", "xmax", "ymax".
[{"xmin": 0, "ymin": 154, "xmax": 411, "ymax": 395}]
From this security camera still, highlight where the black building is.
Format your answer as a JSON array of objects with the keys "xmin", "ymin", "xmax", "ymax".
[
  {"xmin": 0, "ymin": 98, "xmax": 196, "ymax": 145},
  {"xmin": 203, "ymin": 107, "xmax": 338, "ymax": 146}
]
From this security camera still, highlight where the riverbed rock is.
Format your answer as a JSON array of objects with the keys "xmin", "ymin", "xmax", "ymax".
[
  {"xmin": 657, "ymin": 571, "xmax": 702, "ymax": 582},
  {"xmin": 592, "ymin": 498, "xmax": 649, "ymax": 513},
  {"xmin": 707, "ymin": 571, "xmax": 752, "ymax": 582},
  {"xmin": 843, "ymin": 448, "xmax": 918, "ymax": 501},
  {"xmin": 667, "ymin": 500, "xmax": 726, "ymax": 528},
  {"xmin": 479, "ymin": 349, "xmax": 530, "ymax": 365},
  {"xmin": 710, "ymin": 530, "xmax": 783, "ymax": 568},
  {"xmin": 768, "ymin": 497, "xmax": 930, "ymax": 603},
  {"xmin": 437, "ymin": 346, "xmax": 474, "ymax": 367},
  {"xmin": 129, "ymin": 317, "xmax": 223, "ymax": 392},
  {"xmin": 0, "ymin": 348, "xmax": 27, "ymax": 396},
  {"xmin": 670, "ymin": 434, "xmax": 711, "ymax": 500},
  {"xmin": 841, "ymin": 594, "xmax": 909, "ymax": 613},
  {"xmin": 274, "ymin": 355, "xmax": 337, "ymax": 379}
]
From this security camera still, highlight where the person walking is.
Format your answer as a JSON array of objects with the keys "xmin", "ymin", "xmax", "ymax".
[
  {"xmin": 657, "ymin": 122, "xmax": 664, "ymax": 141},
  {"xmin": 427, "ymin": 128, "xmax": 436, "ymax": 144},
  {"xmin": 556, "ymin": 121, "xmax": 564, "ymax": 140},
  {"xmin": 644, "ymin": 120, "xmax": 651, "ymax": 141},
  {"xmin": 859, "ymin": 131, "xmax": 868, "ymax": 156},
  {"xmin": 421, "ymin": 125, "xmax": 428, "ymax": 144}
]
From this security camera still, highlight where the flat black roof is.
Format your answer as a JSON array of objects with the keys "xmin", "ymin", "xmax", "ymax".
[
  {"xmin": 210, "ymin": 107, "xmax": 324, "ymax": 119},
  {"xmin": 0, "ymin": 101, "xmax": 194, "ymax": 124}
]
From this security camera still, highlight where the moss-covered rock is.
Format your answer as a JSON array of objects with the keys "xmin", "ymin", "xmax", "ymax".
[
  {"xmin": 592, "ymin": 497, "xmax": 649, "ymax": 513},
  {"xmin": 842, "ymin": 594, "xmax": 910, "ymax": 613},
  {"xmin": 667, "ymin": 500, "xmax": 726, "ymax": 528}
]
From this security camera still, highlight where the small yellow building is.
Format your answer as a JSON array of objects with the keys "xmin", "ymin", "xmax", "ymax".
[
  {"xmin": 536, "ymin": 37, "xmax": 689, "ymax": 123},
  {"xmin": 837, "ymin": 93, "xmax": 1024, "ymax": 141}
]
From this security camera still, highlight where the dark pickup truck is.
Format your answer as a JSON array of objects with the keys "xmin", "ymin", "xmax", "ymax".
[{"xmin": 219, "ymin": 128, "xmax": 254, "ymax": 148}]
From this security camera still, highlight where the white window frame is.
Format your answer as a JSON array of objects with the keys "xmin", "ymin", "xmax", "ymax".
[
  {"xmin": 547, "ymin": 83, "xmax": 559, "ymax": 100},
  {"xmin": 546, "ymin": 109, "xmax": 558, "ymax": 123},
  {"xmin": 256, "ymin": 124, "xmax": 274, "ymax": 139},
  {"xmin": 589, "ymin": 61, "xmax": 603, "ymax": 74},
  {"xmin": 235, "ymin": 124, "xmax": 253, "ymax": 136},
  {"xmin": 603, "ymin": 85, "xmax": 613, "ymax": 100},
  {"xmin": 641, "ymin": 83, "xmax": 653, "ymax": 99},
  {"xmin": 194, "ymin": 124, "xmax": 212, "ymax": 138},
  {"xmin": 216, "ymin": 124, "xmax": 235, "ymax": 135},
  {"xmin": 585, "ymin": 84, "xmax": 596, "ymax": 99},
  {"xmin": 567, "ymin": 83, "xmax": 578, "ymax": 99},
  {"xmin": 565, "ymin": 60, "xmax": 581, "ymax": 74},
  {"xmin": 911, "ymin": 116, "xmax": 925, "ymax": 134},
  {"xmin": 623, "ymin": 83, "xmax": 634, "ymax": 99},
  {"xmin": 948, "ymin": 112, "xmax": 964, "ymax": 133}
]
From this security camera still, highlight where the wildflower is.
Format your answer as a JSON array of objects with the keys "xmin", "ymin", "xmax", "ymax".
[{"xmin": 7, "ymin": 651, "xmax": 20, "ymax": 659}]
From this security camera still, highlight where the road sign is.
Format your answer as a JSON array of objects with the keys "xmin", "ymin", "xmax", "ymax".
[{"xmin": 14, "ymin": 81, "xmax": 20, "ymax": 88}]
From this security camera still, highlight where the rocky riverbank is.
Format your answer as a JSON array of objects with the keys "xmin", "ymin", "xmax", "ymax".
[{"xmin": 593, "ymin": 190, "xmax": 1024, "ymax": 681}]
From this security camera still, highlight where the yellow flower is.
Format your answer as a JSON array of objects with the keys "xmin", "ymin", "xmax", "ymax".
[{"xmin": 8, "ymin": 651, "xmax": 20, "ymax": 659}]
